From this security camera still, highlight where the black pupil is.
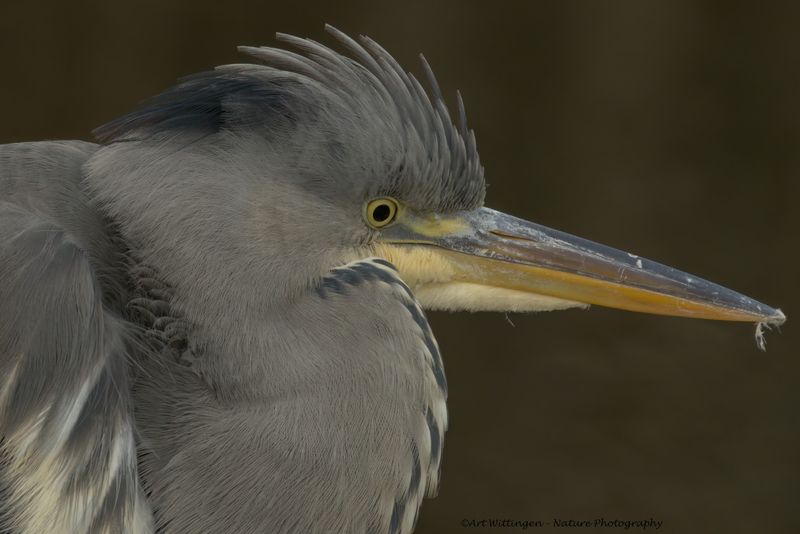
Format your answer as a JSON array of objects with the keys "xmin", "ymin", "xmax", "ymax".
[{"xmin": 372, "ymin": 203, "xmax": 392, "ymax": 222}]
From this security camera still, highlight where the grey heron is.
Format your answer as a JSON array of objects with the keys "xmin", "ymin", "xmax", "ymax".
[{"xmin": 0, "ymin": 25, "xmax": 785, "ymax": 533}]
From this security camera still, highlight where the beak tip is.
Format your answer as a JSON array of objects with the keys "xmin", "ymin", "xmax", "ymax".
[{"xmin": 768, "ymin": 308, "xmax": 787, "ymax": 326}]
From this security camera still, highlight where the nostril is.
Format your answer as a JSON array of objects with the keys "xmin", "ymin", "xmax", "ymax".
[{"xmin": 488, "ymin": 229, "xmax": 533, "ymax": 242}]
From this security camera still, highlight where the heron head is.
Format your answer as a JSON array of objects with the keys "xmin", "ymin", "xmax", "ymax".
[{"xmin": 88, "ymin": 26, "xmax": 784, "ymax": 331}]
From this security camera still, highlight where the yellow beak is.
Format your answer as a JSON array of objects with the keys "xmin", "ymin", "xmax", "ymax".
[{"xmin": 375, "ymin": 207, "xmax": 786, "ymax": 324}]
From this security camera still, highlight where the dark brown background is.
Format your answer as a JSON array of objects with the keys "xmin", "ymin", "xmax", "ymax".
[{"xmin": 1, "ymin": 1, "xmax": 797, "ymax": 533}]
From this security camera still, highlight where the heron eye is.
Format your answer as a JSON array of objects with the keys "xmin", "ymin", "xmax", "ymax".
[{"xmin": 365, "ymin": 198, "xmax": 398, "ymax": 228}]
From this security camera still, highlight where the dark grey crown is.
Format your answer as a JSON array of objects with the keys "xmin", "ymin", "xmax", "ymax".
[{"xmin": 94, "ymin": 25, "xmax": 485, "ymax": 212}]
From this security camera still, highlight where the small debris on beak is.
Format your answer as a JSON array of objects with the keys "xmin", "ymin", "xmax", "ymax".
[{"xmin": 755, "ymin": 310, "xmax": 786, "ymax": 351}]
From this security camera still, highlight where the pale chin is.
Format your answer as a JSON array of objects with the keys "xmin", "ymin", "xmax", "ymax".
[{"xmin": 412, "ymin": 281, "xmax": 587, "ymax": 313}]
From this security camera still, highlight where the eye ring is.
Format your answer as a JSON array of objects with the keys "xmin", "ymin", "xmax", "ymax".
[{"xmin": 364, "ymin": 198, "xmax": 398, "ymax": 229}]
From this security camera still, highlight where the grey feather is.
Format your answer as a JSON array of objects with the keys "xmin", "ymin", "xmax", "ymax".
[
  {"xmin": 133, "ymin": 258, "xmax": 444, "ymax": 533},
  {"xmin": 0, "ymin": 143, "xmax": 151, "ymax": 533}
]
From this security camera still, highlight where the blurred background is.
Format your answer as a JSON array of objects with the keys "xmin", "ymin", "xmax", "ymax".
[{"xmin": 1, "ymin": 1, "xmax": 797, "ymax": 532}]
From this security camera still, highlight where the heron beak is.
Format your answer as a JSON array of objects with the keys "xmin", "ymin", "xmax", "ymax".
[{"xmin": 374, "ymin": 207, "xmax": 785, "ymax": 323}]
